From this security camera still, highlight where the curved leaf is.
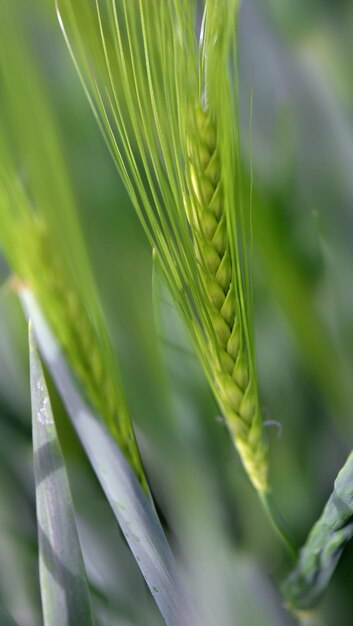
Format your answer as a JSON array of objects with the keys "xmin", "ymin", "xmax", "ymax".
[
  {"xmin": 282, "ymin": 450, "xmax": 353, "ymax": 610},
  {"xmin": 29, "ymin": 321, "xmax": 95, "ymax": 626}
]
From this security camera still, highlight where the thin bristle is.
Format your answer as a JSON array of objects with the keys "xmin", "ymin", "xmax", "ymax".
[{"xmin": 57, "ymin": 0, "xmax": 268, "ymax": 492}]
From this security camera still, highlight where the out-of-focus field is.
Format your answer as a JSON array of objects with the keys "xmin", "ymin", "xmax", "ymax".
[{"xmin": 0, "ymin": 1, "xmax": 353, "ymax": 624}]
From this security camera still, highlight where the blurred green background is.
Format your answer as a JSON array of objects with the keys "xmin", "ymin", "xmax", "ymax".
[{"xmin": 0, "ymin": 0, "xmax": 353, "ymax": 624}]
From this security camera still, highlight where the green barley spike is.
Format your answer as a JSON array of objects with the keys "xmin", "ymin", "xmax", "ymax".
[
  {"xmin": 57, "ymin": 0, "xmax": 269, "ymax": 493},
  {"xmin": 186, "ymin": 104, "xmax": 268, "ymax": 493}
]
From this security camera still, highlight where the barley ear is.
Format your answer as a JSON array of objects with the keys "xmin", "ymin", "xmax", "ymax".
[{"xmin": 186, "ymin": 104, "xmax": 268, "ymax": 493}]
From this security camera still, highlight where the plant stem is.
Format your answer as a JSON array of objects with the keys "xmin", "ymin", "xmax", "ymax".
[{"xmin": 259, "ymin": 491, "xmax": 298, "ymax": 564}]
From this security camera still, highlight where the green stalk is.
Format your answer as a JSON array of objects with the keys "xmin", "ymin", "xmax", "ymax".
[{"xmin": 259, "ymin": 491, "xmax": 298, "ymax": 564}]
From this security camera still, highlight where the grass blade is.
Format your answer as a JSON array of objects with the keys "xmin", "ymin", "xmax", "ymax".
[
  {"xmin": 282, "ymin": 450, "xmax": 353, "ymax": 610},
  {"xmin": 29, "ymin": 321, "xmax": 95, "ymax": 626},
  {"xmin": 24, "ymin": 289, "xmax": 199, "ymax": 626}
]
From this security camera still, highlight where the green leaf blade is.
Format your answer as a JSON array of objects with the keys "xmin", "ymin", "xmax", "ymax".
[
  {"xmin": 29, "ymin": 321, "xmax": 95, "ymax": 626},
  {"xmin": 282, "ymin": 451, "xmax": 353, "ymax": 610}
]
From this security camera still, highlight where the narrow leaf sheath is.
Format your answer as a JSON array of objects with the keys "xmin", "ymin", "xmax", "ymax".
[{"xmin": 29, "ymin": 321, "xmax": 95, "ymax": 626}]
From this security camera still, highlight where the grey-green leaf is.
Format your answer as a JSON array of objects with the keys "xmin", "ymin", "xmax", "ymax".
[
  {"xmin": 29, "ymin": 321, "xmax": 95, "ymax": 626},
  {"xmin": 282, "ymin": 450, "xmax": 353, "ymax": 610},
  {"xmin": 24, "ymin": 289, "xmax": 199, "ymax": 626}
]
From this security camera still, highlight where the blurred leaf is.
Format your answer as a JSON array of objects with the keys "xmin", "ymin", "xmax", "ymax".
[
  {"xmin": 0, "ymin": 1, "xmax": 91, "ymax": 278},
  {"xmin": 282, "ymin": 450, "xmax": 353, "ymax": 610},
  {"xmin": 24, "ymin": 289, "xmax": 199, "ymax": 626},
  {"xmin": 0, "ymin": 606, "xmax": 20, "ymax": 626},
  {"xmin": 0, "ymin": 485, "xmax": 41, "ymax": 626},
  {"xmin": 29, "ymin": 322, "xmax": 95, "ymax": 626},
  {"xmin": 253, "ymin": 191, "xmax": 348, "ymax": 415}
]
